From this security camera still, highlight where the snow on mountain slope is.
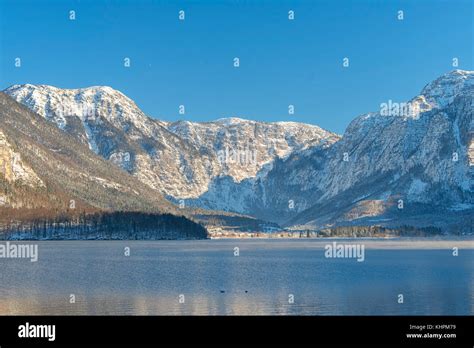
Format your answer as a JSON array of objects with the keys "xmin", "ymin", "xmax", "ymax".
[
  {"xmin": 168, "ymin": 117, "xmax": 338, "ymax": 182},
  {"xmin": 322, "ymin": 70, "xmax": 473, "ymax": 199},
  {"xmin": 3, "ymin": 84, "xmax": 219, "ymax": 198},
  {"xmin": 183, "ymin": 70, "xmax": 473, "ymax": 231},
  {"xmin": 420, "ymin": 69, "xmax": 474, "ymax": 108},
  {"xmin": 0, "ymin": 92, "xmax": 178, "ymax": 213},
  {"xmin": 3, "ymin": 84, "xmax": 168, "ymax": 133},
  {"xmin": 5, "ymin": 70, "xmax": 471, "ymax": 233},
  {"xmin": 3, "ymin": 85, "xmax": 338, "ymax": 201},
  {"xmin": 282, "ymin": 70, "xmax": 474, "ymax": 231}
]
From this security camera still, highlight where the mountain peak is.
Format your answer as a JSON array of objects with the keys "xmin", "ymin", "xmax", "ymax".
[
  {"xmin": 420, "ymin": 69, "xmax": 474, "ymax": 108},
  {"xmin": 3, "ymin": 83, "xmax": 145, "ymax": 121},
  {"xmin": 4, "ymin": 84, "xmax": 126, "ymax": 98},
  {"xmin": 214, "ymin": 117, "xmax": 251, "ymax": 125},
  {"xmin": 445, "ymin": 69, "xmax": 473, "ymax": 77}
]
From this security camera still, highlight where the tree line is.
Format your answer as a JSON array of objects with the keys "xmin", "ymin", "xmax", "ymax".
[{"xmin": 0, "ymin": 210, "xmax": 208, "ymax": 240}]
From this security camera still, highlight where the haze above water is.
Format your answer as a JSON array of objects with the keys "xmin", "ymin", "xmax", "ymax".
[{"xmin": 0, "ymin": 239, "xmax": 472, "ymax": 315}]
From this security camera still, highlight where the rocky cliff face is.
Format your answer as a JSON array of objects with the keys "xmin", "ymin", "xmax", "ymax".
[
  {"xmin": 0, "ymin": 92, "xmax": 209, "ymax": 239},
  {"xmin": 0, "ymin": 92, "xmax": 177, "ymax": 213},
  {"xmin": 278, "ymin": 70, "xmax": 474, "ymax": 232},
  {"xmin": 4, "ymin": 70, "xmax": 473, "ymax": 233},
  {"xmin": 177, "ymin": 70, "xmax": 473, "ymax": 232},
  {"xmin": 4, "ymin": 84, "xmax": 337, "ymax": 200}
]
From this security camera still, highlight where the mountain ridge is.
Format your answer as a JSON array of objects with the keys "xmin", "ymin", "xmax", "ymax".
[
  {"xmin": 4, "ymin": 83, "xmax": 337, "ymax": 199},
  {"xmin": 3, "ymin": 69, "xmax": 473, "ymax": 233},
  {"xmin": 0, "ymin": 92, "xmax": 209, "ymax": 239}
]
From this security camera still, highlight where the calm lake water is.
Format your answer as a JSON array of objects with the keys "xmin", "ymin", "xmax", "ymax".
[{"xmin": 0, "ymin": 239, "xmax": 473, "ymax": 315}]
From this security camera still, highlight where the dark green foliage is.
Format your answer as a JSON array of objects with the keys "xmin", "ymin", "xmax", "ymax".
[{"xmin": 0, "ymin": 211, "xmax": 208, "ymax": 240}]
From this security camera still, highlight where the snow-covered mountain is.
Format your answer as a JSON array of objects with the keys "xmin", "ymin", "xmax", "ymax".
[
  {"xmin": 0, "ymin": 92, "xmax": 211, "ymax": 240},
  {"xmin": 167, "ymin": 117, "xmax": 338, "ymax": 183},
  {"xmin": 3, "ymin": 84, "xmax": 337, "ymax": 201},
  {"xmin": 0, "ymin": 92, "xmax": 178, "ymax": 213},
  {"xmin": 175, "ymin": 70, "xmax": 473, "ymax": 232},
  {"xmin": 3, "ymin": 70, "xmax": 473, "ymax": 233},
  {"xmin": 3, "ymin": 84, "xmax": 210, "ymax": 198},
  {"xmin": 270, "ymin": 70, "xmax": 474, "ymax": 232}
]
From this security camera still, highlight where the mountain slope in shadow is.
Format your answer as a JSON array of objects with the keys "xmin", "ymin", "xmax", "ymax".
[{"xmin": 0, "ymin": 93, "xmax": 207, "ymax": 239}]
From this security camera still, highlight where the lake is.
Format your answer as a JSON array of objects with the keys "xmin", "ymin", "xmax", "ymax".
[{"xmin": 0, "ymin": 239, "xmax": 473, "ymax": 315}]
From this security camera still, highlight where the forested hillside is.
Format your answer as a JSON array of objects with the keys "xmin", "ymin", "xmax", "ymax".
[{"xmin": 0, "ymin": 93, "xmax": 208, "ymax": 239}]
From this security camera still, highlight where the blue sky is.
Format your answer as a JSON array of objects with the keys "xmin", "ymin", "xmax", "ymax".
[{"xmin": 0, "ymin": 0, "xmax": 472, "ymax": 134}]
